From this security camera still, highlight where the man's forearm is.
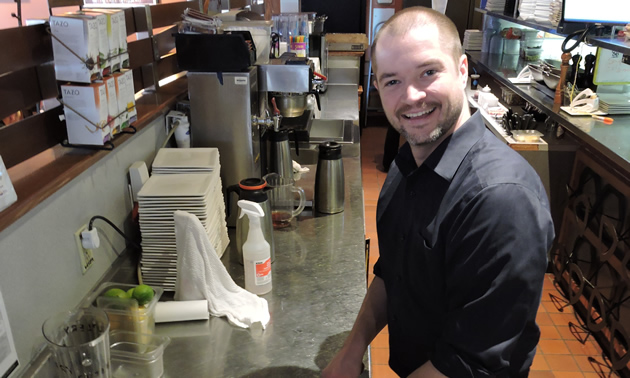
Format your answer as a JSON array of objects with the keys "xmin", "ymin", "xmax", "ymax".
[{"xmin": 339, "ymin": 276, "xmax": 389, "ymax": 359}]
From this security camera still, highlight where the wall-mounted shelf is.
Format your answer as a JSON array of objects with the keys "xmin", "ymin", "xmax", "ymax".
[
  {"xmin": 467, "ymin": 51, "xmax": 630, "ymax": 175},
  {"xmin": 477, "ymin": 8, "xmax": 630, "ymax": 56}
]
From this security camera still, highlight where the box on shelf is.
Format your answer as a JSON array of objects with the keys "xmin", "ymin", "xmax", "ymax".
[
  {"xmin": 82, "ymin": 282, "xmax": 164, "ymax": 334},
  {"xmin": 61, "ymin": 82, "xmax": 111, "ymax": 145},
  {"xmin": 113, "ymin": 70, "xmax": 136, "ymax": 129},
  {"xmin": 109, "ymin": 331, "xmax": 170, "ymax": 378},
  {"xmin": 86, "ymin": 8, "xmax": 127, "ymax": 70},
  {"xmin": 101, "ymin": 75, "xmax": 121, "ymax": 135},
  {"xmin": 82, "ymin": 10, "xmax": 120, "ymax": 73},
  {"xmin": 50, "ymin": 14, "xmax": 102, "ymax": 83}
]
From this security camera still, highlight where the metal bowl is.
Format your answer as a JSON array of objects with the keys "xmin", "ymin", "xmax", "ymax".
[
  {"xmin": 270, "ymin": 93, "xmax": 307, "ymax": 117},
  {"xmin": 528, "ymin": 64, "xmax": 544, "ymax": 82},
  {"xmin": 543, "ymin": 70, "xmax": 561, "ymax": 90}
]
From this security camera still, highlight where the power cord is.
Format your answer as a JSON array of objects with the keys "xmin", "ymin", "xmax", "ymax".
[
  {"xmin": 561, "ymin": 24, "xmax": 600, "ymax": 54},
  {"xmin": 87, "ymin": 215, "xmax": 142, "ymax": 253}
]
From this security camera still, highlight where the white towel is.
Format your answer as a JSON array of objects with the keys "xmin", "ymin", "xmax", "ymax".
[{"xmin": 173, "ymin": 210, "xmax": 270, "ymax": 329}]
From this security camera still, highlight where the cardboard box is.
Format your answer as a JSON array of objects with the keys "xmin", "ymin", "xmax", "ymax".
[
  {"xmin": 113, "ymin": 70, "xmax": 136, "ymax": 129},
  {"xmin": 82, "ymin": 10, "xmax": 120, "ymax": 73},
  {"xmin": 50, "ymin": 15, "xmax": 101, "ymax": 83},
  {"xmin": 88, "ymin": 9, "xmax": 127, "ymax": 70},
  {"xmin": 61, "ymin": 83, "xmax": 111, "ymax": 145},
  {"xmin": 101, "ymin": 75, "xmax": 121, "ymax": 135}
]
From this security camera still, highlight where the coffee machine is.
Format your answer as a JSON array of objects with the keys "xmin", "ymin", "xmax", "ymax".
[{"xmin": 258, "ymin": 53, "xmax": 320, "ymax": 144}]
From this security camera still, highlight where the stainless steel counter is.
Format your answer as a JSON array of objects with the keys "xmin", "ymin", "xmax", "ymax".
[{"xmin": 156, "ymin": 153, "xmax": 368, "ymax": 377}]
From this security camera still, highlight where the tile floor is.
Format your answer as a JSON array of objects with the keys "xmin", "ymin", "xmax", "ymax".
[{"xmin": 360, "ymin": 125, "xmax": 614, "ymax": 378}]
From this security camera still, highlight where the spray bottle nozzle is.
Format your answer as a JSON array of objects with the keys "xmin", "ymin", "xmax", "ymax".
[{"xmin": 237, "ymin": 200, "xmax": 265, "ymax": 219}]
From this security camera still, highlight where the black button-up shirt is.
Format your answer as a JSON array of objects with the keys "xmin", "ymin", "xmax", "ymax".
[{"xmin": 374, "ymin": 112, "xmax": 555, "ymax": 377}]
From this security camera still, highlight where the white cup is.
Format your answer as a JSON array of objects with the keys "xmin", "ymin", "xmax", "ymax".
[{"xmin": 174, "ymin": 119, "xmax": 190, "ymax": 148}]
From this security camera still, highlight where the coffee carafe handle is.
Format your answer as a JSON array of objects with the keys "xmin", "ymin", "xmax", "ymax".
[{"xmin": 225, "ymin": 184, "xmax": 241, "ymax": 217}]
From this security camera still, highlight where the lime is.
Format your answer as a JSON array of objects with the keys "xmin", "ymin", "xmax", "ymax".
[
  {"xmin": 126, "ymin": 288, "xmax": 135, "ymax": 298},
  {"xmin": 103, "ymin": 288, "xmax": 128, "ymax": 299},
  {"xmin": 132, "ymin": 284, "xmax": 154, "ymax": 306}
]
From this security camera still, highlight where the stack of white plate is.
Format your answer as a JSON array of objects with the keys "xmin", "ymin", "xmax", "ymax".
[
  {"xmin": 137, "ymin": 164, "xmax": 229, "ymax": 291},
  {"xmin": 598, "ymin": 93, "xmax": 630, "ymax": 115},
  {"xmin": 549, "ymin": 0, "xmax": 563, "ymax": 26},
  {"xmin": 484, "ymin": 0, "xmax": 506, "ymax": 12},
  {"xmin": 533, "ymin": 0, "xmax": 552, "ymax": 23},
  {"xmin": 151, "ymin": 147, "xmax": 219, "ymax": 174},
  {"xmin": 464, "ymin": 30, "xmax": 483, "ymax": 51},
  {"xmin": 518, "ymin": 0, "xmax": 536, "ymax": 21}
]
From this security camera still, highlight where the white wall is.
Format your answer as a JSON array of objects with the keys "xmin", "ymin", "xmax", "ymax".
[{"xmin": 0, "ymin": 116, "xmax": 167, "ymax": 375}]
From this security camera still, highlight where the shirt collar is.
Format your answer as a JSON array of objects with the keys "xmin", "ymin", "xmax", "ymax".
[{"xmin": 396, "ymin": 111, "xmax": 485, "ymax": 181}]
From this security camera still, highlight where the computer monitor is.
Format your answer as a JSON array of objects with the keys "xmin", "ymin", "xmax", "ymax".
[{"xmin": 563, "ymin": 0, "xmax": 630, "ymax": 25}]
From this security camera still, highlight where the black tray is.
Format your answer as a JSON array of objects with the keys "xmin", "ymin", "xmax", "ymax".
[{"xmin": 175, "ymin": 32, "xmax": 256, "ymax": 72}]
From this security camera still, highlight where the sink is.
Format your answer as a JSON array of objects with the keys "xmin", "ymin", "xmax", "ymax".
[
  {"xmin": 290, "ymin": 119, "xmax": 359, "ymax": 166},
  {"xmin": 291, "ymin": 146, "xmax": 320, "ymax": 166},
  {"xmin": 308, "ymin": 119, "xmax": 355, "ymax": 144}
]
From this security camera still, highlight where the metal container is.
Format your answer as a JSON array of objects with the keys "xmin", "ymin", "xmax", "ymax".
[
  {"xmin": 314, "ymin": 141, "xmax": 344, "ymax": 214},
  {"xmin": 270, "ymin": 93, "xmax": 307, "ymax": 117}
]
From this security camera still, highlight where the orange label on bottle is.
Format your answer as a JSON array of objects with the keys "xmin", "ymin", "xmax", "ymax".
[{"xmin": 255, "ymin": 258, "xmax": 271, "ymax": 285}]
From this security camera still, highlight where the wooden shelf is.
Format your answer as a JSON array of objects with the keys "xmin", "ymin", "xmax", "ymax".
[{"xmin": 1, "ymin": 78, "xmax": 188, "ymax": 234}]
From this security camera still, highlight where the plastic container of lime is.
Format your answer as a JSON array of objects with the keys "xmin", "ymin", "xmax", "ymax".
[
  {"xmin": 82, "ymin": 282, "xmax": 163, "ymax": 334},
  {"xmin": 109, "ymin": 330, "xmax": 170, "ymax": 378}
]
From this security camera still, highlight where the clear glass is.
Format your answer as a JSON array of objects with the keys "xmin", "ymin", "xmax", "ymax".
[{"xmin": 42, "ymin": 307, "xmax": 111, "ymax": 378}]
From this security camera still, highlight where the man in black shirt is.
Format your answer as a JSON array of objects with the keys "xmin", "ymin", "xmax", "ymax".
[{"xmin": 323, "ymin": 7, "xmax": 554, "ymax": 377}]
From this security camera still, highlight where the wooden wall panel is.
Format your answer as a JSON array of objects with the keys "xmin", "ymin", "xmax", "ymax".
[
  {"xmin": 0, "ymin": 107, "xmax": 66, "ymax": 169},
  {"xmin": 0, "ymin": 24, "xmax": 53, "ymax": 75}
]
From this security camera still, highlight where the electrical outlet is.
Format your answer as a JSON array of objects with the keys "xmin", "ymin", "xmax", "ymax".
[{"xmin": 75, "ymin": 224, "xmax": 94, "ymax": 274}]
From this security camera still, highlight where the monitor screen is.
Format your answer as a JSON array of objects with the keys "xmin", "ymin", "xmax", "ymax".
[{"xmin": 563, "ymin": 0, "xmax": 630, "ymax": 25}]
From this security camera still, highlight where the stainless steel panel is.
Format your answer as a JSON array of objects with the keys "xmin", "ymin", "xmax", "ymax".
[
  {"xmin": 258, "ymin": 64, "xmax": 311, "ymax": 93},
  {"xmin": 188, "ymin": 68, "xmax": 261, "ymax": 226}
]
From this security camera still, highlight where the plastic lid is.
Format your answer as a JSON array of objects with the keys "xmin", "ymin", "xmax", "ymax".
[
  {"xmin": 318, "ymin": 141, "xmax": 342, "ymax": 160},
  {"xmin": 481, "ymin": 85, "xmax": 491, "ymax": 93},
  {"xmin": 237, "ymin": 178, "xmax": 268, "ymax": 203}
]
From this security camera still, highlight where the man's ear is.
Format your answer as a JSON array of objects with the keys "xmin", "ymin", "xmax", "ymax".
[
  {"xmin": 458, "ymin": 54, "xmax": 469, "ymax": 88},
  {"xmin": 373, "ymin": 78, "xmax": 379, "ymax": 91}
]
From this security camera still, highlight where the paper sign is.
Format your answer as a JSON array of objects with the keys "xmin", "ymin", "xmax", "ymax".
[{"xmin": 0, "ymin": 288, "xmax": 18, "ymax": 378}]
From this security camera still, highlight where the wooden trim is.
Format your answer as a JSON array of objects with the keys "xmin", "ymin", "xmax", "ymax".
[
  {"xmin": 128, "ymin": 38, "xmax": 155, "ymax": 69},
  {"xmin": 154, "ymin": 25, "xmax": 178, "ymax": 58},
  {"xmin": 0, "ymin": 106, "xmax": 66, "ymax": 169},
  {"xmin": 0, "ymin": 65, "xmax": 56, "ymax": 120},
  {"xmin": 156, "ymin": 53, "xmax": 181, "ymax": 82},
  {"xmin": 0, "ymin": 79, "xmax": 188, "ymax": 233},
  {"xmin": 0, "ymin": 24, "xmax": 53, "ymax": 75},
  {"xmin": 48, "ymin": 0, "xmax": 82, "ymax": 8}
]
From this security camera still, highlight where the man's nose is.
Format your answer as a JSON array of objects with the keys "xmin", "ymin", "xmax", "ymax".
[{"xmin": 405, "ymin": 84, "xmax": 426, "ymax": 103}]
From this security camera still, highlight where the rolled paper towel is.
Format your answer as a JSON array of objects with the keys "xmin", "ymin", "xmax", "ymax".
[{"xmin": 155, "ymin": 300, "xmax": 210, "ymax": 323}]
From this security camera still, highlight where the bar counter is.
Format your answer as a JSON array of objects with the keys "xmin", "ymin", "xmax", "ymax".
[{"xmin": 155, "ymin": 145, "xmax": 369, "ymax": 377}]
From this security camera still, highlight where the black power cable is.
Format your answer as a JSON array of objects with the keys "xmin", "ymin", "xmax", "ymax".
[
  {"xmin": 561, "ymin": 24, "xmax": 602, "ymax": 53},
  {"xmin": 88, "ymin": 215, "xmax": 141, "ymax": 252}
]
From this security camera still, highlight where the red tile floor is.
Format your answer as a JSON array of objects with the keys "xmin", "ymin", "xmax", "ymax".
[{"xmin": 360, "ymin": 125, "xmax": 613, "ymax": 377}]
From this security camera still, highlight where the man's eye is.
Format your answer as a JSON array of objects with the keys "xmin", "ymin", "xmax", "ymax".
[
  {"xmin": 384, "ymin": 80, "xmax": 399, "ymax": 87},
  {"xmin": 424, "ymin": 69, "xmax": 437, "ymax": 77}
]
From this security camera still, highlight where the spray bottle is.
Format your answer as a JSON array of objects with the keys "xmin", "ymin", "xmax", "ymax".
[{"xmin": 237, "ymin": 200, "xmax": 272, "ymax": 295}]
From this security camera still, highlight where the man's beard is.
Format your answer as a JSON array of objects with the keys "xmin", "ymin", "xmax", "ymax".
[{"xmin": 388, "ymin": 94, "xmax": 463, "ymax": 147}]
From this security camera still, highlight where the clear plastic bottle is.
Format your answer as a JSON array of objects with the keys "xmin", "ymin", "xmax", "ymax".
[{"xmin": 237, "ymin": 200, "xmax": 272, "ymax": 295}]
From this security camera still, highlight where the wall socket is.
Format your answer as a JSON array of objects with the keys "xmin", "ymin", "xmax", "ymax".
[{"xmin": 75, "ymin": 224, "xmax": 95, "ymax": 274}]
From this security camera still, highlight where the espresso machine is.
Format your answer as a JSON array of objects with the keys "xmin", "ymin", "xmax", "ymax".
[{"xmin": 258, "ymin": 53, "xmax": 320, "ymax": 146}]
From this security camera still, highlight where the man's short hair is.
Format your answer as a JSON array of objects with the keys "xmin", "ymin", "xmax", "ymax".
[{"xmin": 371, "ymin": 7, "xmax": 463, "ymax": 73}]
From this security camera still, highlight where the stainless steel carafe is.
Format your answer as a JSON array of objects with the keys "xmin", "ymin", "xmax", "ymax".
[
  {"xmin": 314, "ymin": 141, "xmax": 344, "ymax": 214},
  {"xmin": 268, "ymin": 128, "xmax": 294, "ymax": 180},
  {"xmin": 226, "ymin": 178, "xmax": 275, "ymax": 264}
]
